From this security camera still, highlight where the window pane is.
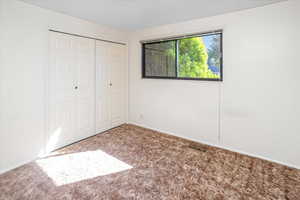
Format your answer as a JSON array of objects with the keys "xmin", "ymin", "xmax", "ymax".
[
  {"xmin": 144, "ymin": 41, "xmax": 176, "ymax": 77},
  {"xmin": 178, "ymin": 34, "xmax": 222, "ymax": 79}
]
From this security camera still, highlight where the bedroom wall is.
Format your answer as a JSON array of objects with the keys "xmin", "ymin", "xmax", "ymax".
[
  {"xmin": 0, "ymin": 0, "xmax": 129, "ymax": 173},
  {"xmin": 128, "ymin": 0, "xmax": 300, "ymax": 168}
]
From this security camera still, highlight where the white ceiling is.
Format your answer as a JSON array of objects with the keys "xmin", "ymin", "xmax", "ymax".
[{"xmin": 20, "ymin": 0, "xmax": 285, "ymax": 30}]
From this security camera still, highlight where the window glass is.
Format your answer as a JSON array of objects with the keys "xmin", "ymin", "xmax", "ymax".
[
  {"xmin": 142, "ymin": 31, "xmax": 222, "ymax": 81},
  {"xmin": 144, "ymin": 41, "xmax": 176, "ymax": 77}
]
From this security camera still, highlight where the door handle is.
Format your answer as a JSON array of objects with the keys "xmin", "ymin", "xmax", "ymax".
[
  {"xmin": 109, "ymin": 83, "xmax": 112, "ymax": 86},
  {"xmin": 75, "ymin": 86, "xmax": 78, "ymax": 90}
]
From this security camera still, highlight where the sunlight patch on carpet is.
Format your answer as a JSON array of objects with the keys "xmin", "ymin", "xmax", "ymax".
[{"xmin": 36, "ymin": 150, "xmax": 132, "ymax": 186}]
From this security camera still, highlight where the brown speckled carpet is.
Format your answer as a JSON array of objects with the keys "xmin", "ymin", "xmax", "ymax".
[{"xmin": 0, "ymin": 124, "xmax": 300, "ymax": 200}]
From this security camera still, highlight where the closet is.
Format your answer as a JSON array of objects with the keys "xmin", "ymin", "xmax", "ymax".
[{"xmin": 47, "ymin": 31, "xmax": 126, "ymax": 152}]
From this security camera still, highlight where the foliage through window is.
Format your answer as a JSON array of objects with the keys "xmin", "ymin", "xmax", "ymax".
[{"xmin": 142, "ymin": 31, "xmax": 222, "ymax": 81}]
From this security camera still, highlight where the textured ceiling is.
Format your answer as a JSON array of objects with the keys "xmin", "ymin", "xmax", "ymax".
[{"xmin": 20, "ymin": 0, "xmax": 285, "ymax": 30}]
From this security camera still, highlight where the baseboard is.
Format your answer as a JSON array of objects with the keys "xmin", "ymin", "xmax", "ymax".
[
  {"xmin": 129, "ymin": 121, "xmax": 300, "ymax": 170},
  {"xmin": 2, "ymin": 121, "xmax": 298, "ymax": 175},
  {"xmin": 0, "ymin": 157, "xmax": 37, "ymax": 175}
]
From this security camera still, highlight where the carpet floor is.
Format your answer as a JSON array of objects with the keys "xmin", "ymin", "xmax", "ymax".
[{"xmin": 0, "ymin": 124, "xmax": 299, "ymax": 200}]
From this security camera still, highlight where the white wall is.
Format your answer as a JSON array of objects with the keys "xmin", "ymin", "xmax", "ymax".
[
  {"xmin": 128, "ymin": 0, "xmax": 300, "ymax": 168},
  {"xmin": 0, "ymin": 0, "xmax": 129, "ymax": 173}
]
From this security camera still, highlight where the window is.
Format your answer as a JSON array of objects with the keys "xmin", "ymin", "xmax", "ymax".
[{"xmin": 142, "ymin": 31, "xmax": 223, "ymax": 81}]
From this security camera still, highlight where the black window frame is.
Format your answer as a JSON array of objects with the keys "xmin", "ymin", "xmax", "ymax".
[{"xmin": 141, "ymin": 30, "xmax": 223, "ymax": 81}]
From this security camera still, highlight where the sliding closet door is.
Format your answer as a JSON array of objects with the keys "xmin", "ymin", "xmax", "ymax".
[
  {"xmin": 109, "ymin": 43, "xmax": 126, "ymax": 127},
  {"xmin": 96, "ymin": 41, "xmax": 111, "ymax": 133},
  {"xmin": 95, "ymin": 41, "xmax": 126, "ymax": 132},
  {"xmin": 74, "ymin": 37, "xmax": 95, "ymax": 141},
  {"xmin": 48, "ymin": 32, "xmax": 95, "ymax": 152},
  {"xmin": 48, "ymin": 32, "xmax": 77, "ymax": 152}
]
